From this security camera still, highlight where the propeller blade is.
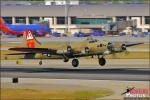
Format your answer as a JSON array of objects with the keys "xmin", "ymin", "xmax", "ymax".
[{"xmin": 125, "ymin": 50, "xmax": 130, "ymax": 55}]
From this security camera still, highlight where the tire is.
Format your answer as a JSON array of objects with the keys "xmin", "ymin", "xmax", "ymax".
[
  {"xmin": 39, "ymin": 60, "xmax": 42, "ymax": 65},
  {"xmin": 98, "ymin": 58, "xmax": 106, "ymax": 66},
  {"xmin": 72, "ymin": 59, "xmax": 79, "ymax": 67}
]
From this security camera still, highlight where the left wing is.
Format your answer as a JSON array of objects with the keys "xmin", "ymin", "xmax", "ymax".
[
  {"xmin": 8, "ymin": 47, "xmax": 57, "ymax": 54},
  {"xmin": 6, "ymin": 52, "xmax": 35, "ymax": 55}
]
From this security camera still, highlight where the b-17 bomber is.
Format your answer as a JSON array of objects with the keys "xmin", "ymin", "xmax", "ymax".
[{"xmin": 7, "ymin": 29, "xmax": 143, "ymax": 67}]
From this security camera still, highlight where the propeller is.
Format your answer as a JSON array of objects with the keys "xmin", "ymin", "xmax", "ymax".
[
  {"xmin": 121, "ymin": 44, "xmax": 126, "ymax": 51},
  {"xmin": 107, "ymin": 42, "xmax": 114, "ymax": 51},
  {"xmin": 66, "ymin": 45, "xmax": 81, "ymax": 54},
  {"xmin": 106, "ymin": 42, "xmax": 116, "ymax": 58},
  {"xmin": 121, "ymin": 44, "xmax": 130, "ymax": 55}
]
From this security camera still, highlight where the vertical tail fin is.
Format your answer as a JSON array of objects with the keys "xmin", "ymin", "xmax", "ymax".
[
  {"xmin": 25, "ymin": 29, "xmax": 41, "ymax": 48},
  {"xmin": 25, "ymin": 29, "xmax": 35, "ymax": 48}
]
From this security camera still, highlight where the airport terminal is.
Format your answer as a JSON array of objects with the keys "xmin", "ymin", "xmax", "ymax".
[
  {"xmin": 0, "ymin": 0, "xmax": 150, "ymax": 100},
  {"xmin": 1, "ymin": 1, "xmax": 150, "ymax": 34}
]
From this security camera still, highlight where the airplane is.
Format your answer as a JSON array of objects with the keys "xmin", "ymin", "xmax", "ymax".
[
  {"xmin": 121, "ymin": 87, "xmax": 135, "ymax": 95},
  {"xmin": 0, "ymin": 18, "xmax": 51, "ymax": 36},
  {"xmin": 7, "ymin": 29, "xmax": 143, "ymax": 67}
]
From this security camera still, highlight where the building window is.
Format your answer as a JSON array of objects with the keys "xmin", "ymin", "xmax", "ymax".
[
  {"xmin": 145, "ymin": 16, "xmax": 150, "ymax": 24},
  {"xmin": 71, "ymin": 17, "xmax": 76, "ymax": 24},
  {"xmin": 29, "ymin": 17, "xmax": 40, "ymax": 24},
  {"xmin": 2, "ymin": 17, "xmax": 12, "ymax": 24},
  {"xmin": 74, "ymin": 18, "xmax": 112, "ymax": 25},
  {"xmin": 116, "ymin": 16, "xmax": 126, "ymax": 21},
  {"xmin": 15, "ymin": 17, "xmax": 26, "ymax": 24},
  {"xmin": 57, "ymin": 17, "xmax": 65, "ymax": 24}
]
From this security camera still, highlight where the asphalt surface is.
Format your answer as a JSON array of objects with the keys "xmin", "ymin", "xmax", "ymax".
[
  {"xmin": 1, "ymin": 67, "xmax": 149, "ymax": 81},
  {"xmin": 1, "ymin": 59, "xmax": 149, "ymax": 81},
  {"xmin": 1, "ymin": 59, "xmax": 149, "ymax": 99}
]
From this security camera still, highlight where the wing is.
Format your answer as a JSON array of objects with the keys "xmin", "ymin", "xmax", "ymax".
[
  {"xmin": 110, "ymin": 43, "xmax": 144, "ymax": 54},
  {"xmin": 6, "ymin": 52, "xmax": 35, "ymax": 55},
  {"xmin": 125, "ymin": 43, "xmax": 143, "ymax": 47},
  {"xmin": 8, "ymin": 47, "xmax": 57, "ymax": 54},
  {"xmin": 72, "ymin": 52, "xmax": 104, "ymax": 58}
]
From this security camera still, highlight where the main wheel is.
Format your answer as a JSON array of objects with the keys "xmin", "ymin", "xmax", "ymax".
[
  {"xmin": 98, "ymin": 58, "xmax": 106, "ymax": 66},
  {"xmin": 72, "ymin": 59, "xmax": 79, "ymax": 67},
  {"xmin": 39, "ymin": 60, "xmax": 42, "ymax": 65}
]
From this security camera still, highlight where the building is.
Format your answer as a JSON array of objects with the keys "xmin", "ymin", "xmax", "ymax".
[
  {"xmin": 1, "ymin": 4, "xmax": 150, "ymax": 34},
  {"xmin": 45, "ymin": 0, "xmax": 79, "ymax": 5}
]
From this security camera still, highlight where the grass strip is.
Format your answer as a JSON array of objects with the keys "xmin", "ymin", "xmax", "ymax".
[{"xmin": 1, "ymin": 88, "xmax": 113, "ymax": 100}]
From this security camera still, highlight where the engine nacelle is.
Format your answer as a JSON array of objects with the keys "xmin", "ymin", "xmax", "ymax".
[
  {"xmin": 121, "ymin": 44, "xmax": 126, "ymax": 50},
  {"xmin": 85, "ymin": 47, "xmax": 90, "ymax": 53},
  {"xmin": 107, "ymin": 42, "xmax": 114, "ymax": 51},
  {"xmin": 67, "ymin": 46, "xmax": 73, "ymax": 53}
]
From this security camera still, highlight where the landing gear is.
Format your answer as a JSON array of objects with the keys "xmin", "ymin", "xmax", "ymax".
[
  {"xmin": 98, "ymin": 57, "xmax": 106, "ymax": 66},
  {"xmin": 72, "ymin": 59, "xmax": 79, "ymax": 67},
  {"xmin": 39, "ymin": 60, "xmax": 42, "ymax": 65}
]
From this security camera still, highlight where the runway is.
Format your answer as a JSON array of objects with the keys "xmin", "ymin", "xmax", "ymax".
[
  {"xmin": 1, "ymin": 59, "xmax": 149, "ymax": 99},
  {"xmin": 1, "ymin": 67, "xmax": 149, "ymax": 81},
  {"xmin": 1, "ymin": 59, "xmax": 149, "ymax": 81}
]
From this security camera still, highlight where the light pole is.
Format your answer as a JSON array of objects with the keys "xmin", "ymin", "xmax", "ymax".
[{"xmin": 65, "ymin": 0, "xmax": 68, "ymax": 34}]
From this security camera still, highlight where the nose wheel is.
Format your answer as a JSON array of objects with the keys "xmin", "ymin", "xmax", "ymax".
[
  {"xmin": 72, "ymin": 59, "xmax": 79, "ymax": 67},
  {"xmin": 98, "ymin": 57, "xmax": 106, "ymax": 66}
]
